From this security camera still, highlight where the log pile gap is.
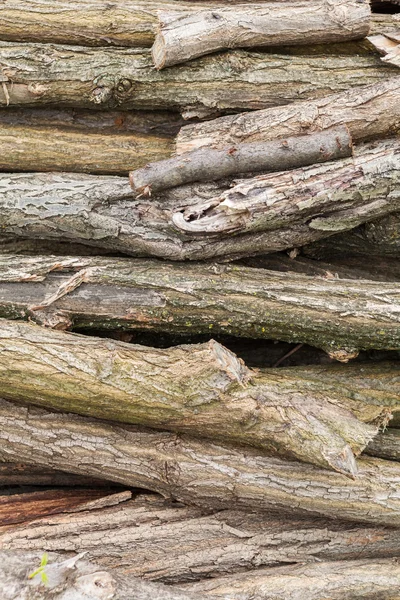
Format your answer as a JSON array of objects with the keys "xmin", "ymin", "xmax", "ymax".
[{"xmin": 0, "ymin": 2, "xmax": 399, "ymax": 599}]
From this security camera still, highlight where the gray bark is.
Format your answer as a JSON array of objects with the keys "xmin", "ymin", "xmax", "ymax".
[
  {"xmin": 365, "ymin": 428, "xmax": 400, "ymax": 460},
  {"xmin": 1, "ymin": 140, "xmax": 400, "ymax": 261},
  {"xmin": 152, "ymin": 0, "xmax": 371, "ymax": 68},
  {"xmin": 0, "ymin": 398, "xmax": 400, "ymax": 526},
  {"xmin": 129, "ymin": 126, "xmax": 352, "ymax": 195},
  {"xmin": 176, "ymin": 77, "xmax": 400, "ymax": 153}
]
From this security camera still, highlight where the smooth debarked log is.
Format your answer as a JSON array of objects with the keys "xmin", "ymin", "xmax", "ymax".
[
  {"xmin": 365, "ymin": 428, "xmax": 400, "ymax": 460},
  {"xmin": 2, "ymin": 140, "xmax": 400, "ymax": 261},
  {"xmin": 152, "ymin": 0, "xmax": 371, "ymax": 68},
  {"xmin": 1, "ymin": 319, "xmax": 396, "ymax": 474},
  {"xmin": 129, "ymin": 126, "xmax": 352, "ymax": 194},
  {"xmin": 0, "ymin": 42, "xmax": 396, "ymax": 115},
  {"xmin": 1, "ymin": 399, "xmax": 400, "ymax": 526},
  {"xmin": 176, "ymin": 77, "xmax": 400, "ymax": 153},
  {"xmin": 3, "ymin": 494, "xmax": 400, "ymax": 583},
  {"xmin": 1, "ymin": 255, "xmax": 400, "ymax": 355}
]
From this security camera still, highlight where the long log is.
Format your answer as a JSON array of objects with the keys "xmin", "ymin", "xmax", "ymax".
[
  {"xmin": 152, "ymin": 0, "xmax": 371, "ymax": 69},
  {"xmin": 1, "ymin": 319, "xmax": 396, "ymax": 474},
  {"xmin": 176, "ymin": 77, "xmax": 400, "ymax": 153},
  {"xmin": 129, "ymin": 126, "xmax": 352, "ymax": 194},
  {"xmin": 2, "ymin": 140, "xmax": 400, "ymax": 261},
  {"xmin": 1, "ymin": 255, "xmax": 400, "ymax": 356},
  {"xmin": 3, "ymin": 494, "xmax": 400, "ymax": 583},
  {"xmin": 0, "ymin": 42, "xmax": 395, "ymax": 115},
  {"xmin": 0, "ymin": 398, "xmax": 400, "ymax": 526},
  {"xmin": 181, "ymin": 559, "xmax": 400, "ymax": 600},
  {"xmin": 365, "ymin": 428, "xmax": 400, "ymax": 460}
]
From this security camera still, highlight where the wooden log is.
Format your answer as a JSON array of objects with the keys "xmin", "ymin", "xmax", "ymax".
[
  {"xmin": 365, "ymin": 428, "xmax": 400, "ymax": 460},
  {"xmin": 1, "ymin": 140, "xmax": 400, "ymax": 261},
  {"xmin": 1, "ymin": 319, "xmax": 396, "ymax": 474},
  {"xmin": 3, "ymin": 494, "xmax": 400, "ymax": 583},
  {"xmin": 176, "ymin": 77, "xmax": 400, "ymax": 153},
  {"xmin": 152, "ymin": 0, "xmax": 371, "ymax": 69},
  {"xmin": 181, "ymin": 559, "xmax": 400, "ymax": 600},
  {"xmin": 129, "ymin": 126, "xmax": 352, "ymax": 194},
  {"xmin": 0, "ymin": 462, "xmax": 121, "ymax": 488},
  {"xmin": 0, "ymin": 42, "xmax": 395, "ymax": 115},
  {"xmin": 0, "ymin": 398, "xmax": 400, "ymax": 526},
  {"xmin": 368, "ymin": 29, "xmax": 400, "ymax": 67}
]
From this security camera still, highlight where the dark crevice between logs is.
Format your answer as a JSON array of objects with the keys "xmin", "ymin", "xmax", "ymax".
[{"xmin": 372, "ymin": 2, "xmax": 400, "ymax": 14}]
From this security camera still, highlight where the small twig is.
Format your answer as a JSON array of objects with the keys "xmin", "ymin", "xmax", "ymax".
[{"xmin": 272, "ymin": 343, "xmax": 304, "ymax": 368}]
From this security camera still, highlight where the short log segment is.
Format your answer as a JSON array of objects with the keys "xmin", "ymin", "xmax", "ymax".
[
  {"xmin": 0, "ymin": 42, "xmax": 395, "ymax": 115},
  {"xmin": 0, "ymin": 398, "xmax": 400, "ymax": 526},
  {"xmin": 1, "ymin": 319, "xmax": 397, "ymax": 474},
  {"xmin": 176, "ymin": 77, "xmax": 400, "ymax": 153},
  {"xmin": 152, "ymin": 0, "xmax": 371, "ymax": 69},
  {"xmin": 1, "ymin": 255, "xmax": 400, "ymax": 355},
  {"xmin": 129, "ymin": 126, "xmax": 352, "ymax": 194},
  {"xmin": 3, "ymin": 494, "xmax": 400, "ymax": 583}
]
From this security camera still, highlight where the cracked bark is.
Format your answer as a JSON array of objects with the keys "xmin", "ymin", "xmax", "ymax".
[
  {"xmin": 365, "ymin": 428, "xmax": 400, "ymax": 460},
  {"xmin": 1, "ymin": 140, "xmax": 400, "ymax": 261},
  {"xmin": 1, "ymin": 255, "xmax": 400, "ymax": 355},
  {"xmin": 2, "ymin": 494, "xmax": 400, "ymax": 584},
  {"xmin": 0, "ymin": 42, "xmax": 396, "ymax": 115},
  {"xmin": 1, "ymin": 319, "xmax": 397, "ymax": 474},
  {"xmin": 0, "ymin": 399, "xmax": 400, "ymax": 526}
]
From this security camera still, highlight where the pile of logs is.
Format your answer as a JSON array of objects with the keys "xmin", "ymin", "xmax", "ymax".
[{"xmin": 1, "ymin": 1, "xmax": 400, "ymax": 598}]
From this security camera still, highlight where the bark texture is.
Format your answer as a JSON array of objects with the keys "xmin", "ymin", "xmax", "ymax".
[
  {"xmin": 129, "ymin": 126, "xmax": 352, "ymax": 194},
  {"xmin": 0, "ymin": 399, "xmax": 400, "ymax": 526},
  {"xmin": 365, "ymin": 428, "xmax": 400, "ymax": 460},
  {"xmin": 1, "ymin": 255, "xmax": 400, "ymax": 355},
  {"xmin": 176, "ymin": 77, "xmax": 400, "ymax": 153},
  {"xmin": 1, "ymin": 140, "xmax": 400, "ymax": 261},
  {"xmin": 3, "ymin": 494, "xmax": 400, "ymax": 583},
  {"xmin": 1, "ymin": 318, "xmax": 396, "ymax": 474},
  {"xmin": 368, "ymin": 30, "xmax": 400, "ymax": 67},
  {"xmin": 0, "ymin": 42, "xmax": 395, "ymax": 115},
  {"xmin": 152, "ymin": 0, "xmax": 371, "ymax": 68}
]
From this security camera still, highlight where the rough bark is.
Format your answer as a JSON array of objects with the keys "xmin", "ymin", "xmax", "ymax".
[
  {"xmin": 365, "ymin": 428, "xmax": 400, "ymax": 460},
  {"xmin": 0, "ymin": 42, "xmax": 395, "ymax": 115},
  {"xmin": 129, "ymin": 126, "xmax": 352, "ymax": 194},
  {"xmin": 181, "ymin": 559, "xmax": 400, "ymax": 600},
  {"xmin": 2, "ymin": 140, "xmax": 400, "ymax": 262},
  {"xmin": 1, "ymin": 319, "xmax": 396, "ymax": 474},
  {"xmin": 1, "ymin": 399, "xmax": 400, "ymax": 527},
  {"xmin": 3, "ymin": 494, "xmax": 400, "ymax": 583},
  {"xmin": 0, "ymin": 462, "xmax": 121, "ymax": 488},
  {"xmin": 152, "ymin": 0, "xmax": 371, "ymax": 69},
  {"xmin": 0, "ymin": 551, "xmax": 205, "ymax": 600},
  {"xmin": 1, "ymin": 255, "xmax": 400, "ymax": 356},
  {"xmin": 176, "ymin": 77, "xmax": 400, "ymax": 153}
]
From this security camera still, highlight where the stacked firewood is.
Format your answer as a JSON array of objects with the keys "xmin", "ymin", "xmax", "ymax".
[{"xmin": 0, "ymin": 1, "xmax": 400, "ymax": 598}]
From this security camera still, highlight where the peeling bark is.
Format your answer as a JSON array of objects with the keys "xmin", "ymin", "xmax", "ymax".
[
  {"xmin": 0, "ymin": 399, "xmax": 400, "ymax": 526},
  {"xmin": 176, "ymin": 77, "xmax": 400, "ymax": 153},
  {"xmin": 368, "ymin": 29, "xmax": 400, "ymax": 67},
  {"xmin": 365, "ymin": 428, "xmax": 400, "ymax": 460},
  {"xmin": 0, "ymin": 42, "xmax": 395, "ymax": 114}
]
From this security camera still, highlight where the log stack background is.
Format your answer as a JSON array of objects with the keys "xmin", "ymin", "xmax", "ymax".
[{"xmin": 0, "ymin": 1, "xmax": 400, "ymax": 598}]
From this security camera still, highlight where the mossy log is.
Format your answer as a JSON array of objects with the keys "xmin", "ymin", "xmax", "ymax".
[
  {"xmin": 0, "ymin": 42, "xmax": 396, "ymax": 115},
  {"xmin": 1, "ymin": 398, "xmax": 400, "ymax": 526},
  {"xmin": 1, "ymin": 318, "xmax": 397, "ymax": 473},
  {"xmin": 3, "ymin": 494, "xmax": 400, "ymax": 583}
]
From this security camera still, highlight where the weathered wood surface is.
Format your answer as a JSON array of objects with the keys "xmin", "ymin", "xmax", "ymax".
[
  {"xmin": 0, "ymin": 42, "xmax": 396, "ymax": 115},
  {"xmin": 366, "ymin": 428, "xmax": 400, "ymax": 460},
  {"xmin": 3, "ymin": 494, "xmax": 400, "ymax": 583},
  {"xmin": 2, "ymin": 141, "xmax": 400, "ymax": 261},
  {"xmin": 1, "ymin": 255, "xmax": 400, "ymax": 356},
  {"xmin": 1, "ymin": 319, "xmax": 396, "ymax": 473},
  {"xmin": 0, "ymin": 462, "xmax": 120, "ymax": 488},
  {"xmin": 152, "ymin": 0, "xmax": 371, "ymax": 68},
  {"xmin": 181, "ymin": 559, "xmax": 400, "ymax": 599},
  {"xmin": 368, "ymin": 29, "xmax": 400, "ymax": 67},
  {"xmin": 1, "ymin": 399, "xmax": 400, "ymax": 526},
  {"xmin": 176, "ymin": 77, "xmax": 400, "ymax": 153},
  {"xmin": 129, "ymin": 126, "xmax": 352, "ymax": 194}
]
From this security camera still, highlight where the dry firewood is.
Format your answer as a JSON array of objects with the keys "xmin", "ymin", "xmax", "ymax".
[
  {"xmin": 368, "ymin": 29, "xmax": 400, "ymax": 66},
  {"xmin": 3, "ymin": 494, "xmax": 400, "ymax": 583},
  {"xmin": 1, "ymin": 140, "xmax": 400, "ymax": 261},
  {"xmin": 1, "ymin": 318, "xmax": 396, "ymax": 474},
  {"xmin": 152, "ymin": 0, "xmax": 371, "ymax": 69},
  {"xmin": 1, "ymin": 255, "xmax": 400, "ymax": 356},
  {"xmin": 0, "ymin": 551, "xmax": 205, "ymax": 600},
  {"xmin": 176, "ymin": 77, "xmax": 400, "ymax": 153},
  {"xmin": 365, "ymin": 428, "xmax": 400, "ymax": 460},
  {"xmin": 0, "ymin": 462, "xmax": 121, "ymax": 488},
  {"xmin": 129, "ymin": 126, "xmax": 352, "ymax": 195},
  {"xmin": 0, "ymin": 399, "xmax": 400, "ymax": 526},
  {"xmin": 180, "ymin": 559, "xmax": 400, "ymax": 600},
  {"xmin": 0, "ymin": 42, "xmax": 395, "ymax": 115}
]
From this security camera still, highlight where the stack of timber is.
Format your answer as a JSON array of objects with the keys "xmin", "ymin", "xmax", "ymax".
[{"xmin": 0, "ymin": 1, "xmax": 400, "ymax": 598}]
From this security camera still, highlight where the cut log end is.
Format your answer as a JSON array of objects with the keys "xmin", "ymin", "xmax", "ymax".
[{"xmin": 152, "ymin": 32, "xmax": 167, "ymax": 71}]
